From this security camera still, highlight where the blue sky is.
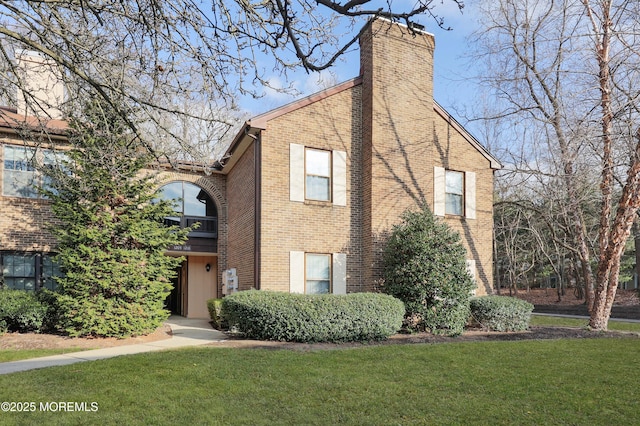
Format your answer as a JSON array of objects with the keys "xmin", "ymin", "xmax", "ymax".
[{"xmin": 239, "ymin": 5, "xmax": 480, "ymax": 129}]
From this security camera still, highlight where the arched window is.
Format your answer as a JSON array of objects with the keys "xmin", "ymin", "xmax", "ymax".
[{"xmin": 158, "ymin": 182, "xmax": 218, "ymax": 238}]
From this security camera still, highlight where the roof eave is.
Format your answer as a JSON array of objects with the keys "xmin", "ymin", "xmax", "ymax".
[{"xmin": 433, "ymin": 101, "xmax": 503, "ymax": 170}]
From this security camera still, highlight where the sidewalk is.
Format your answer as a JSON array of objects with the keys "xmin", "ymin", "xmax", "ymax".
[{"xmin": 0, "ymin": 316, "xmax": 227, "ymax": 375}]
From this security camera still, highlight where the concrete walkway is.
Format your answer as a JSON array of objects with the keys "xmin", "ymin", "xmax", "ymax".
[{"xmin": 0, "ymin": 316, "xmax": 227, "ymax": 375}]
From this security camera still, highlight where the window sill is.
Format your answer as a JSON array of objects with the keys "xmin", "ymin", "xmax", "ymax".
[{"xmin": 304, "ymin": 199, "xmax": 333, "ymax": 207}]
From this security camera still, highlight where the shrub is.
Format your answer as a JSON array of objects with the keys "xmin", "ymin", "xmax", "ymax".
[
  {"xmin": 36, "ymin": 289, "xmax": 63, "ymax": 333},
  {"xmin": 469, "ymin": 296, "xmax": 534, "ymax": 331},
  {"xmin": 381, "ymin": 205, "xmax": 474, "ymax": 336},
  {"xmin": 206, "ymin": 298, "xmax": 226, "ymax": 329},
  {"xmin": 221, "ymin": 290, "xmax": 405, "ymax": 343},
  {"xmin": 0, "ymin": 289, "xmax": 48, "ymax": 333}
]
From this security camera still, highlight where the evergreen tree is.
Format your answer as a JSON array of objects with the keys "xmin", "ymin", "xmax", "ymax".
[
  {"xmin": 382, "ymin": 205, "xmax": 474, "ymax": 336},
  {"xmin": 43, "ymin": 104, "xmax": 189, "ymax": 337}
]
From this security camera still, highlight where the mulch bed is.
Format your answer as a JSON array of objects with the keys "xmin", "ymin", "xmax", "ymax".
[{"xmin": 2, "ymin": 288, "xmax": 639, "ymax": 352}]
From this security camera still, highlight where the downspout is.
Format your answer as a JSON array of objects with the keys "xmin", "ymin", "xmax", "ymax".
[{"xmin": 254, "ymin": 131, "xmax": 262, "ymax": 290}]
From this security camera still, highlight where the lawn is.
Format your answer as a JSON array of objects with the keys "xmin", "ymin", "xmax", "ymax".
[
  {"xmin": 0, "ymin": 337, "xmax": 638, "ymax": 425},
  {"xmin": 530, "ymin": 314, "xmax": 640, "ymax": 332},
  {"xmin": 0, "ymin": 348, "xmax": 87, "ymax": 363}
]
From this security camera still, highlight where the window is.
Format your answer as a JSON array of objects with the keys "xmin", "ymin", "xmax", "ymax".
[
  {"xmin": 42, "ymin": 255, "xmax": 61, "ymax": 291},
  {"xmin": 445, "ymin": 170, "xmax": 464, "ymax": 216},
  {"xmin": 3, "ymin": 145, "xmax": 65, "ymax": 198},
  {"xmin": 434, "ymin": 167, "xmax": 476, "ymax": 219},
  {"xmin": 290, "ymin": 251, "xmax": 346, "ymax": 294},
  {"xmin": 3, "ymin": 145, "xmax": 37, "ymax": 197},
  {"xmin": 306, "ymin": 253, "xmax": 331, "ymax": 294},
  {"xmin": 305, "ymin": 148, "xmax": 331, "ymax": 201},
  {"xmin": 290, "ymin": 144, "xmax": 346, "ymax": 206},
  {"xmin": 0, "ymin": 252, "xmax": 60, "ymax": 291},
  {"xmin": 157, "ymin": 181, "xmax": 218, "ymax": 238}
]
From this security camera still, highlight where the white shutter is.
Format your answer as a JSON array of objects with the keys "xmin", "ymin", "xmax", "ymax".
[
  {"xmin": 332, "ymin": 253, "xmax": 347, "ymax": 294},
  {"xmin": 434, "ymin": 166, "xmax": 445, "ymax": 216},
  {"xmin": 466, "ymin": 259, "xmax": 477, "ymax": 295},
  {"xmin": 465, "ymin": 171, "xmax": 476, "ymax": 219},
  {"xmin": 332, "ymin": 150, "xmax": 347, "ymax": 206},
  {"xmin": 466, "ymin": 259, "xmax": 477, "ymax": 282},
  {"xmin": 290, "ymin": 144, "xmax": 305, "ymax": 202},
  {"xmin": 290, "ymin": 251, "xmax": 305, "ymax": 293}
]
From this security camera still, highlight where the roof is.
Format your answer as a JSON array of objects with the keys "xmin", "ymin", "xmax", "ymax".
[
  {"xmin": 221, "ymin": 81, "xmax": 502, "ymax": 172},
  {"xmin": 433, "ymin": 101, "xmax": 502, "ymax": 170},
  {"xmin": 249, "ymin": 77, "xmax": 363, "ymax": 129},
  {"xmin": 0, "ymin": 106, "xmax": 68, "ymax": 137}
]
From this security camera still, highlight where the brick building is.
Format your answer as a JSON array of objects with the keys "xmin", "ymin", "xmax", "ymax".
[{"xmin": 1, "ymin": 18, "xmax": 501, "ymax": 319}]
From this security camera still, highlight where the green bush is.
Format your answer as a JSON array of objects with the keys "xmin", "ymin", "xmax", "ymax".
[
  {"xmin": 221, "ymin": 290, "xmax": 405, "ymax": 343},
  {"xmin": 206, "ymin": 298, "xmax": 225, "ymax": 329},
  {"xmin": 0, "ymin": 289, "xmax": 48, "ymax": 333},
  {"xmin": 381, "ymin": 205, "xmax": 475, "ymax": 336},
  {"xmin": 469, "ymin": 296, "xmax": 534, "ymax": 331},
  {"xmin": 36, "ymin": 289, "xmax": 63, "ymax": 333}
]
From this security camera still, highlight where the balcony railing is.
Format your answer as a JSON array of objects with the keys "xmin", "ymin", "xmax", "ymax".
[{"xmin": 163, "ymin": 215, "xmax": 218, "ymax": 239}]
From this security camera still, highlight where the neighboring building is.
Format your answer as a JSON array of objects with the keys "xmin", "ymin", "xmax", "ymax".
[{"xmin": 0, "ymin": 18, "xmax": 501, "ymax": 319}]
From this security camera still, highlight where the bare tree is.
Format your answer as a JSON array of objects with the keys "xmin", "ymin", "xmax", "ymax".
[
  {"xmin": 0, "ymin": 1, "xmax": 463, "ymax": 160},
  {"xmin": 474, "ymin": 0, "xmax": 640, "ymax": 329}
]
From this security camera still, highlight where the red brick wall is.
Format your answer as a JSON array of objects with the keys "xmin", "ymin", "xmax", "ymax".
[
  {"xmin": 258, "ymin": 85, "xmax": 364, "ymax": 292},
  {"xmin": 226, "ymin": 142, "xmax": 256, "ymax": 291},
  {"xmin": 0, "ymin": 138, "xmax": 58, "ymax": 252},
  {"xmin": 361, "ymin": 19, "xmax": 494, "ymax": 294},
  {"xmin": 360, "ymin": 19, "xmax": 437, "ymax": 290}
]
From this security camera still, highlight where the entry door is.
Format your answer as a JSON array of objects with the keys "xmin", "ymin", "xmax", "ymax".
[{"xmin": 167, "ymin": 259, "xmax": 187, "ymax": 316}]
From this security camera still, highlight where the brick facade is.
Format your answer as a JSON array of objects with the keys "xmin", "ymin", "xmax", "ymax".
[
  {"xmin": 221, "ymin": 18, "xmax": 499, "ymax": 295},
  {"xmin": 255, "ymin": 83, "xmax": 364, "ymax": 292},
  {"xmin": 0, "ymin": 131, "xmax": 59, "ymax": 252},
  {"xmin": 1, "ymin": 18, "xmax": 499, "ymax": 307},
  {"xmin": 226, "ymin": 141, "xmax": 256, "ymax": 291}
]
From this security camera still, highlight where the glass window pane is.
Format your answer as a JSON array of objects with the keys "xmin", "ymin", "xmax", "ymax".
[
  {"xmin": 306, "ymin": 149, "xmax": 330, "ymax": 176},
  {"xmin": 42, "ymin": 255, "xmax": 61, "ymax": 291},
  {"xmin": 446, "ymin": 171, "xmax": 463, "ymax": 195},
  {"xmin": 306, "ymin": 254, "xmax": 330, "ymax": 285},
  {"xmin": 41, "ymin": 150, "xmax": 68, "ymax": 196},
  {"xmin": 306, "ymin": 175, "xmax": 330, "ymax": 201},
  {"xmin": 306, "ymin": 280, "xmax": 330, "ymax": 294},
  {"xmin": 5, "ymin": 278, "xmax": 21, "ymax": 290},
  {"xmin": 183, "ymin": 183, "xmax": 211, "ymax": 217},
  {"xmin": 4, "ymin": 170, "xmax": 38, "ymax": 197},
  {"xmin": 158, "ymin": 182, "xmax": 183, "ymax": 213},
  {"xmin": 5, "ymin": 254, "xmax": 35, "ymax": 277},
  {"xmin": 446, "ymin": 193, "xmax": 463, "ymax": 216},
  {"xmin": 3, "ymin": 146, "xmax": 38, "ymax": 198},
  {"xmin": 23, "ymin": 279, "xmax": 36, "ymax": 291}
]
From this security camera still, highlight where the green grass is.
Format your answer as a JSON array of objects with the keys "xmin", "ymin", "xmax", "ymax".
[
  {"xmin": 0, "ymin": 338, "xmax": 638, "ymax": 425},
  {"xmin": 0, "ymin": 348, "xmax": 87, "ymax": 363},
  {"xmin": 531, "ymin": 314, "xmax": 640, "ymax": 332}
]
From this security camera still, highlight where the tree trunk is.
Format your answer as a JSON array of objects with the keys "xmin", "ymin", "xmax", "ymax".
[{"xmin": 589, "ymin": 130, "xmax": 640, "ymax": 330}]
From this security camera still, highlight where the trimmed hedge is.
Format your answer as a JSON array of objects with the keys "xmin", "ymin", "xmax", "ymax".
[
  {"xmin": 221, "ymin": 290, "xmax": 405, "ymax": 343},
  {"xmin": 0, "ymin": 289, "xmax": 48, "ymax": 333},
  {"xmin": 470, "ymin": 296, "xmax": 534, "ymax": 332},
  {"xmin": 206, "ymin": 298, "xmax": 225, "ymax": 329}
]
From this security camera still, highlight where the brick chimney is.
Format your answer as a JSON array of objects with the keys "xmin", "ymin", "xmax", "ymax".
[
  {"xmin": 359, "ymin": 18, "xmax": 437, "ymax": 288},
  {"xmin": 15, "ymin": 50, "xmax": 65, "ymax": 119}
]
